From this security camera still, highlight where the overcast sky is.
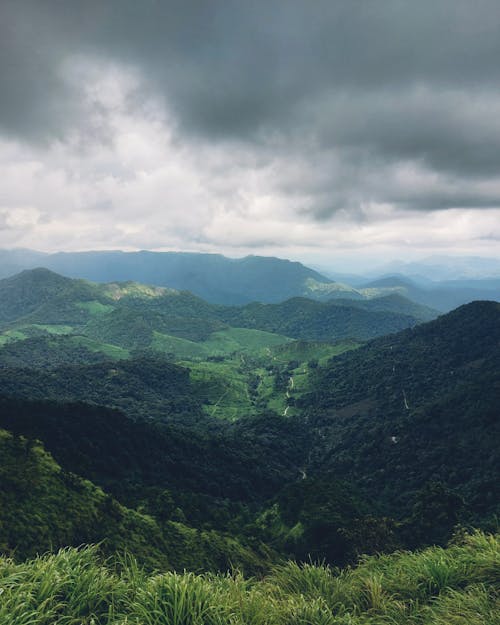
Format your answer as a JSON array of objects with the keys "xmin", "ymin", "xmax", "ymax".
[{"xmin": 1, "ymin": 0, "xmax": 500, "ymax": 270}]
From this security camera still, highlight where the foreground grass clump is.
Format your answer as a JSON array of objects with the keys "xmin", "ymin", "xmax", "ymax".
[{"xmin": 0, "ymin": 531, "xmax": 498, "ymax": 624}]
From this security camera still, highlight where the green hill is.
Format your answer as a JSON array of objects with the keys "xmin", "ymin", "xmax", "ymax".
[
  {"xmin": 0, "ymin": 268, "xmax": 81, "ymax": 324},
  {"xmin": 0, "ymin": 269, "xmax": 430, "ymax": 422},
  {"xmin": 219, "ymin": 297, "xmax": 421, "ymax": 341},
  {"xmin": 0, "ymin": 428, "xmax": 266, "ymax": 573},
  {"xmin": 0, "ymin": 335, "xmax": 129, "ymax": 368},
  {"xmin": 300, "ymin": 301, "xmax": 500, "ymax": 528},
  {"xmin": 0, "ymin": 269, "xmax": 497, "ymax": 571},
  {"xmin": 0, "ymin": 269, "xmax": 432, "ymax": 350}
]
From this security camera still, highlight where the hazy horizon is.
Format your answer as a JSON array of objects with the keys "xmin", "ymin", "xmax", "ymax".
[{"xmin": 2, "ymin": 245, "xmax": 500, "ymax": 280}]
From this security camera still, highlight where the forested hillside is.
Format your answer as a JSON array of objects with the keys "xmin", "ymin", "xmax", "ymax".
[
  {"xmin": 301, "ymin": 301, "xmax": 500, "ymax": 534},
  {"xmin": 0, "ymin": 427, "xmax": 269, "ymax": 573}
]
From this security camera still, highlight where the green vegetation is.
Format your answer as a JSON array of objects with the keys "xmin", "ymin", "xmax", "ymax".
[
  {"xmin": 269, "ymin": 339, "xmax": 359, "ymax": 364},
  {"xmin": 0, "ymin": 268, "xmax": 498, "ymax": 611},
  {"xmin": 22, "ymin": 323, "xmax": 74, "ymax": 335},
  {"xmin": 0, "ymin": 268, "xmax": 436, "ymax": 420},
  {"xmin": 301, "ymin": 301, "xmax": 500, "ymax": 525},
  {"xmin": 0, "ymin": 532, "xmax": 498, "ymax": 624},
  {"xmin": 75, "ymin": 300, "xmax": 114, "ymax": 315},
  {"xmin": 203, "ymin": 326, "xmax": 291, "ymax": 355},
  {"xmin": 0, "ymin": 427, "xmax": 271, "ymax": 574},
  {"xmin": 70, "ymin": 336, "xmax": 130, "ymax": 359},
  {"xmin": 0, "ymin": 358, "xmax": 201, "ymax": 422},
  {"xmin": 0, "ymin": 336, "xmax": 129, "ymax": 368},
  {"xmin": 151, "ymin": 327, "xmax": 291, "ymax": 362},
  {"xmin": 219, "ymin": 297, "xmax": 421, "ymax": 342},
  {"xmin": 186, "ymin": 360, "xmax": 256, "ymax": 419},
  {"xmin": 151, "ymin": 331, "xmax": 210, "ymax": 359}
]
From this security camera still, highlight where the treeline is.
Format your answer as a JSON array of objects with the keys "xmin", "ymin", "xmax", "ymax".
[{"xmin": 0, "ymin": 357, "xmax": 201, "ymax": 422}]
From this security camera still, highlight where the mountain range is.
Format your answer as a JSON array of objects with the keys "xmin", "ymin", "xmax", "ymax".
[
  {"xmin": 0, "ymin": 262, "xmax": 497, "ymax": 572},
  {"xmin": 0, "ymin": 248, "xmax": 499, "ymax": 310}
]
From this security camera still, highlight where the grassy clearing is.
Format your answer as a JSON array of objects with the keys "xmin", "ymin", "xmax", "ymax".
[
  {"xmin": 0, "ymin": 325, "xmax": 74, "ymax": 347},
  {"xmin": 152, "ymin": 331, "xmax": 210, "ymax": 359},
  {"xmin": 0, "ymin": 531, "xmax": 497, "ymax": 624},
  {"xmin": 23, "ymin": 324, "xmax": 75, "ymax": 335},
  {"xmin": 184, "ymin": 360, "xmax": 256, "ymax": 419},
  {"xmin": 152, "ymin": 327, "xmax": 290, "ymax": 361},
  {"xmin": 75, "ymin": 300, "xmax": 115, "ymax": 315},
  {"xmin": 0, "ymin": 329, "xmax": 27, "ymax": 343},
  {"xmin": 70, "ymin": 336, "xmax": 130, "ymax": 359},
  {"xmin": 203, "ymin": 327, "xmax": 291, "ymax": 355},
  {"xmin": 182, "ymin": 340, "xmax": 358, "ymax": 419},
  {"xmin": 269, "ymin": 340, "xmax": 360, "ymax": 365}
]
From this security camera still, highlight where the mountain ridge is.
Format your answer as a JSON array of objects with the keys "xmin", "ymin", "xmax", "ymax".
[
  {"xmin": 1, "ymin": 249, "xmax": 499, "ymax": 310},
  {"xmin": 301, "ymin": 300, "xmax": 500, "ymax": 523}
]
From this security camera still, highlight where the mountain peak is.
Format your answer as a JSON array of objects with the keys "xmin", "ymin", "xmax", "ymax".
[{"xmin": 5, "ymin": 267, "xmax": 74, "ymax": 288}]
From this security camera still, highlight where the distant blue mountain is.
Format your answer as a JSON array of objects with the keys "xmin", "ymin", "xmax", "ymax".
[
  {"xmin": 0, "ymin": 250, "xmax": 355, "ymax": 305},
  {"xmin": 0, "ymin": 249, "xmax": 498, "ymax": 310}
]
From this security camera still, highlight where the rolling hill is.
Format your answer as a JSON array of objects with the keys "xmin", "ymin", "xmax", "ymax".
[{"xmin": 0, "ymin": 268, "xmax": 433, "ymax": 354}]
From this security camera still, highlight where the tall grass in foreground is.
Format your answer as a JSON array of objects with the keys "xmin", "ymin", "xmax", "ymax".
[{"xmin": 0, "ymin": 531, "xmax": 498, "ymax": 624}]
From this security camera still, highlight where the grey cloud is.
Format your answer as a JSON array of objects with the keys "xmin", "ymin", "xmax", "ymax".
[
  {"xmin": 3, "ymin": 1, "xmax": 500, "ymax": 134},
  {"xmin": 310, "ymin": 88, "xmax": 500, "ymax": 178},
  {"xmin": 2, "ymin": 0, "xmax": 500, "ymax": 219}
]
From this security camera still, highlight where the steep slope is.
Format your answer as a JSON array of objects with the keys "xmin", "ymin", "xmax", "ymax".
[
  {"xmin": 0, "ymin": 396, "xmax": 409, "ymax": 564},
  {"xmin": 301, "ymin": 301, "xmax": 500, "ymax": 520},
  {"xmin": 0, "ymin": 427, "xmax": 267, "ymax": 572},
  {"xmin": 0, "ymin": 396, "xmax": 306, "ymax": 507}
]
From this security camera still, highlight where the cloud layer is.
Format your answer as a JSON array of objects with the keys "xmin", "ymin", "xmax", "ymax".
[{"xmin": 1, "ymin": 0, "xmax": 500, "ymax": 266}]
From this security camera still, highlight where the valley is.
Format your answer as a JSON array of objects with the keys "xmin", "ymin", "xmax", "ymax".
[
  {"xmin": 0, "ymin": 266, "xmax": 498, "ymax": 624},
  {"xmin": 1, "ymin": 268, "xmax": 410, "ymax": 420}
]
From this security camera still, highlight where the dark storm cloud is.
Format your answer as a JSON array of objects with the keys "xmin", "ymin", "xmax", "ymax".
[{"xmin": 1, "ymin": 0, "xmax": 500, "ymax": 215}]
